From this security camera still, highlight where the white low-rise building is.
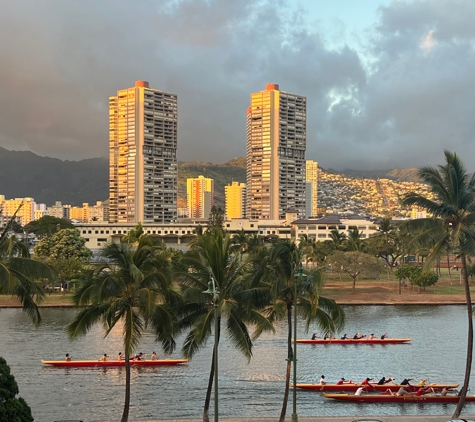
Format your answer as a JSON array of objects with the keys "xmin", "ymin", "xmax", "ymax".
[{"xmin": 291, "ymin": 215, "xmax": 378, "ymax": 241}]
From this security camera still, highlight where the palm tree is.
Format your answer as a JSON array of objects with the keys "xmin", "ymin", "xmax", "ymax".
[
  {"xmin": 264, "ymin": 240, "xmax": 345, "ymax": 422},
  {"xmin": 67, "ymin": 236, "xmax": 177, "ymax": 422},
  {"xmin": 0, "ymin": 212, "xmax": 52, "ymax": 325},
  {"xmin": 329, "ymin": 229, "xmax": 346, "ymax": 251},
  {"xmin": 176, "ymin": 230, "xmax": 273, "ymax": 422},
  {"xmin": 401, "ymin": 150, "xmax": 475, "ymax": 418},
  {"xmin": 230, "ymin": 229, "xmax": 249, "ymax": 259},
  {"xmin": 346, "ymin": 226, "xmax": 366, "ymax": 252},
  {"xmin": 299, "ymin": 234, "xmax": 317, "ymax": 268}
]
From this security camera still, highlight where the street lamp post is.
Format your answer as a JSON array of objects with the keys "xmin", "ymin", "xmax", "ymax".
[
  {"xmin": 203, "ymin": 276, "xmax": 220, "ymax": 422},
  {"xmin": 291, "ymin": 263, "xmax": 306, "ymax": 422}
]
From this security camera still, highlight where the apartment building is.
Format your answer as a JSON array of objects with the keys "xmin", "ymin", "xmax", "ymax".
[
  {"xmin": 246, "ymin": 83, "xmax": 306, "ymax": 220},
  {"xmin": 306, "ymin": 160, "xmax": 318, "ymax": 218},
  {"xmin": 225, "ymin": 181, "xmax": 246, "ymax": 219},
  {"xmin": 187, "ymin": 175, "xmax": 214, "ymax": 219},
  {"xmin": 109, "ymin": 80, "xmax": 178, "ymax": 224}
]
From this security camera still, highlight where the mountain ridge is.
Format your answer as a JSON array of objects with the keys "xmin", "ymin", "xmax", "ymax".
[{"xmin": 0, "ymin": 147, "xmax": 421, "ymax": 207}]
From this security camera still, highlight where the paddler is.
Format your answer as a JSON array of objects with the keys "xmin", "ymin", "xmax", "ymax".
[
  {"xmin": 65, "ymin": 353, "xmax": 71, "ymax": 361},
  {"xmin": 99, "ymin": 353, "xmax": 107, "ymax": 361}
]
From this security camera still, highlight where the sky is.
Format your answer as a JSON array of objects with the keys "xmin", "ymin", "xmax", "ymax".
[{"xmin": 1, "ymin": 0, "xmax": 475, "ymax": 171}]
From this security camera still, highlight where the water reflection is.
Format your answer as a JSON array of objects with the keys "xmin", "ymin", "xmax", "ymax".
[{"xmin": 0, "ymin": 305, "xmax": 474, "ymax": 421}]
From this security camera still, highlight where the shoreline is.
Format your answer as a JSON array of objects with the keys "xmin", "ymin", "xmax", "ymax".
[{"xmin": 0, "ymin": 301, "xmax": 469, "ymax": 309}]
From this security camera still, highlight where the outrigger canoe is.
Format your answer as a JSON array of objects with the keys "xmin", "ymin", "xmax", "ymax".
[
  {"xmin": 323, "ymin": 392, "xmax": 474, "ymax": 403},
  {"xmin": 41, "ymin": 359, "xmax": 188, "ymax": 367},
  {"xmin": 296, "ymin": 382, "xmax": 459, "ymax": 392},
  {"xmin": 296, "ymin": 338, "xmax": 412, "ymax": 345}
]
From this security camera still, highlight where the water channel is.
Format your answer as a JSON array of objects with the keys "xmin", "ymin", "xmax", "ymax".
[{"xmin": 0, "ymin": 305, "xmax": 473, "ymax": 422}]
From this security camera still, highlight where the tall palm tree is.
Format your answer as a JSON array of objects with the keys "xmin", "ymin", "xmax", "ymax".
[
  {"xmin": 0, "ymin": 213, "xmax": 52, "ymax": 326},
  {"xmin": 67, "ymin": 236, "xmax": 178, "ymax": 422},
  {"xmin": 264, "ymin": 240, "xmax": 345, "ymax": 422},
  {"xmin": 401, "ymin": 150, "xmax": 475, "ymax": 418},
  {"xmin": 346, "ymin": 226, "xmax": 366, "ymax": 252},
  {"xmin": 176, "ymin": 230, "xmax": 273, "ymax": 422}
]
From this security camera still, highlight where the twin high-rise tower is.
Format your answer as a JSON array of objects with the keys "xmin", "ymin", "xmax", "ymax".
[
  {"xmin": 246, "ymin": 83, "xmax": 307, "ymax": 220},
  {"xmin": 108, "ymin": 82, "xmax": 307, "ymax": 223},
  {"xmin": 109, "ymin": 81, "xmax": 178, "ymax": 223}
]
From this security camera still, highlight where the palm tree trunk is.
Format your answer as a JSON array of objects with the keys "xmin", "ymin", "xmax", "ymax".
[
  {"xmin": 448, "ymin": 255, "xmax": 453, "ymax": 285},
  {"xmin": 279, "ymin": 303, "xmax": 292, "ymax": 422},
  {"xmin": 121, "ymin": 351, "xmax": 131, "ymax": 422},
  {"xmin": 453, "ymin": 253, "xmax": 474, "ymax": 418},
  {"xmin": 202, "ymin": 352, "xmax": 214, "ymax": 422}
]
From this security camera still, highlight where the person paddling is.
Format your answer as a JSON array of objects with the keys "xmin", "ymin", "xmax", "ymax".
[
  {"xmin": 65, "ymin": 353, "xmax": 71, "ymax": 361},
  {"xmin": 99, "ymin": 353, "xmax": 107, "ymax": 362}
]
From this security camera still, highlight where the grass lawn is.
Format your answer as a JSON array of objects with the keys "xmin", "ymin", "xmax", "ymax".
[
  {"xmin": 0, "ymin": 292, "xmax": 75, "ymax": 307},
  {"xmin": 0, "ymin": 268, "xmax": 472, "ymax": 307}
]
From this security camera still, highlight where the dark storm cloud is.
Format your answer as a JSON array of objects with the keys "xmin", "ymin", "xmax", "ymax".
[{"xmin": 0, "ymin": 0, "xmax": 474, "ymax": 170}]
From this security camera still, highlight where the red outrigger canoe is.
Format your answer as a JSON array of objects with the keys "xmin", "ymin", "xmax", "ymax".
[
  {"xmin": 296, "ymin": 382, "xmax": 459, "ymax": 392},
  {"xmin": 41, "ymin": 359, "xmax": 188, "ymax": 367},
  {"xmin": 296, "ymin": 338, "xmax": 411, "ymax": 345},
  {"xmin": 323, "ymin": 392, "xmax": 473, "ymax": 403}
]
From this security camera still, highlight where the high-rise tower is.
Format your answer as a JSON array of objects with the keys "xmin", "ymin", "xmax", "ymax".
[
  {"xmin": 246, "ymin": 84, "xmax": 306, "ymax": 220},
  {"xmin": 305, "ymin": 160, "xmax": 318, "ymax": 218},
  {"xmin": 187, "ymin": 175, "xmax": 214, "ymax": 219},
  {"xmin": 225, "ymin": 181, "xmax": 246, "ymax": 219},
  {"xmin": 109, "ymin": 81, "xmax": 178, "ymax": 223}
]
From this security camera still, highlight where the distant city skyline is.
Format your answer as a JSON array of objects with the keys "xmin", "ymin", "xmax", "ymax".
[{"xmin": 1, "ymin": 1, "xmax": 474, "ymax": 171}]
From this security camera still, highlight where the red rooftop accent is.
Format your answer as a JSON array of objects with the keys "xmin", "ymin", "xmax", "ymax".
[{"xmin": 266, "ymin": 83, "xmax": 279, "ymax": 91}]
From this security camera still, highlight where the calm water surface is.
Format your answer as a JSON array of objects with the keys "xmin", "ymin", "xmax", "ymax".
[{"xmin": 0, "ymin": 305, "xmax": 473, "ymax": 422}]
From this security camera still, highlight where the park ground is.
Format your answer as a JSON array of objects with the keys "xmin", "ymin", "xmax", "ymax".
[{"xmin": 0, "ymin": 269, "xmax": 471, "ymax": 308}]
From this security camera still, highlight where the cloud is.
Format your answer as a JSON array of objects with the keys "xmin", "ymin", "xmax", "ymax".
[
  {"xmin": 419, "ymin": 29, "xmax": 438, "ymax": 53},
  {"xmin": 0, "ymin": 0, "xmax": 474, "ymax": 171}
]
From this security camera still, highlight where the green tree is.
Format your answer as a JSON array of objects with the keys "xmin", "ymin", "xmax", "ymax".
[
  {"xmin": 246, "ymin": 233, "xmax": 265, "ymax": 255},
  {"xmin": 330, "ymin": 251, "xmax": 382, "ymax": 293},
  {"xmin": 329, "ymin": 229, "xmax": 346, "ymax": 250},
  {"xmin": 176, "ymin": 230, "xmax": 273, "ymax": 422},
  {"xmin": 0, "ymin": 357, "xmax": 33, "ymax": 422},
  {"xmin": 0, "ymin": 213, "xmax": 53, "ymax": 325},
  {"xmin": 264, "ymin": 240, "xmax": 345, "ymax": 422},
  {"xmin": 23, "ymin": 215, "xmax": 74, "ymax": 237},
  {"xmin": 345, "ymin": 226, "xmax": 366, "ymax": 252},
  {"xmin": 206, "ymin": 205, "xmax": 225, "ymax": 231},
  {"xmin": 299, "ymin": 234, "xmax": 317, "ymax": 267},
  {"xmin": 67, "ymin": 236, "xmax": 177, "ymax": 422},
  {"xmin": 230, "ymin": 229, "xmax": 249, "ymax": 259},
  {"xmin": 412, "ymin": 269, "xmax": 438, "ymax": 290},
  {"xmin": 401, "ymin": 150, "xmax": 475, "ymax": 417},
  {"xmin": 121, "ymin": 222, "xmax": 144, "ymax": 244},
  {"xmin": 34, "ymin": 228, "xmax": 92, "ymax": 287},
  {"xmin": 367, "ymin": 218, "xmax": 408, "ymax": 274},
  {"xmin": 34, "ymin": 228, "xmax": 92, "ymax": 262},
  {"xmin": 394, "ymin": 264, "xmax": 413, "ymax": 293}
]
